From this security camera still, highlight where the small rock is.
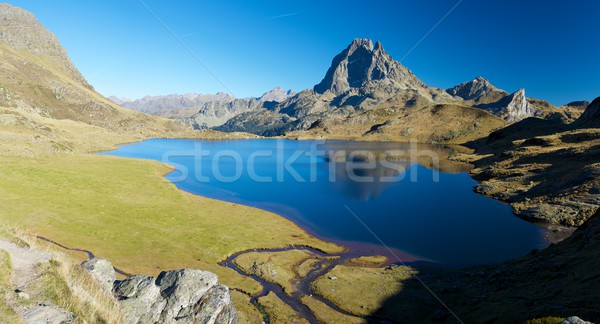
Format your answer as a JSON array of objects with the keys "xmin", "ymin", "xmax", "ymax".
[{"xmin": 17, "ymin": 290, "xmax": 30, "ymax": 300}]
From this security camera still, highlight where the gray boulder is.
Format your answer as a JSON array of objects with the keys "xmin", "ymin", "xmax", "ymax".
[
  {"xmin": 81, "ymin": 258, "xmax": 117, "ymax": 294},
  {"xmin": 113, "ymin": 269, "xmax": 236, "ymax": 324},
  {"xmin": 82, "ymin": 259, "xmax": 237, "ymax": 324}
]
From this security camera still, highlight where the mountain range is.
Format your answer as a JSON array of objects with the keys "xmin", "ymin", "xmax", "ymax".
[{"xmin": 116, "ymin": 38, "xmax": 586, "ymax": 142}]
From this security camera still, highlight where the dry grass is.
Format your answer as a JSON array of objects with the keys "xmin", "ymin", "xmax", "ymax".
[
  {"xmin": 234, "ymin": 250, "xmax": 315, "ymax": 294},
  {"xmin": 287, "ymin": 103, "xmax": 507, "ymax": 144}
]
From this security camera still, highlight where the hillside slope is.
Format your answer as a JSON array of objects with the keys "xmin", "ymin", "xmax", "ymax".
[{"xmin": 0, "ymin": 4, "xmax": 198, "ymax": 156}]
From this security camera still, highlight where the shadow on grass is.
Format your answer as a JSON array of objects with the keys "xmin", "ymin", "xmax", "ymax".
[{"xmin": 366, "ymin": 212, "xmax": 600, "ymax": 323}]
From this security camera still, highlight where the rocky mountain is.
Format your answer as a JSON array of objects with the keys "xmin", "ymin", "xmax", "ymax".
[
  {"xmin": 313, "ymin": 38, "xmax": 428, "ymax": 96},
  {"xmin": 445, "ymin": 76, "xmax": 508, "ymax": 104},
  {"xmin": 115, "ymin": 92, "xmax": 235, "ymax": 118},
  {"xmin": 474, "ymin": 88, "xmax": 541, "ymax": 122},
  {"xmin": 113, "ymin": 87, "xmax": 295, "ymax": 129},
  {"xmin": 216, "ymin": 39, "xmax": 508, "ymax": 141},
  {"xmin": 183, "ymin": 87, "xmax": 295, "ymax": 129},
  {"xmin": 0, "ymin": 3, "xmax": 192, "ymax": 156}
]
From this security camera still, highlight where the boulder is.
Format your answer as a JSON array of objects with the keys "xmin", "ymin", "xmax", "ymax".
[
  {"xmin": 81, "ymin": 258, "xmax": 117, "ymax": 294},
  {"xmin": 112, "ymin": 269, "xmax": 236, "ymax": 324},
  {"xmin": 82, "ymin": 260, "xmax": 237, "ymax": 324}
]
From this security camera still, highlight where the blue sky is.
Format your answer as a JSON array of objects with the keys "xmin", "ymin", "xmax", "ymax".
[{"xmin": 6, "ymin": 0, "xmax": 600, "ymax": 105}]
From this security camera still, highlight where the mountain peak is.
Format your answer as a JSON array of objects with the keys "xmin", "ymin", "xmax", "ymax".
[
  {"xmin": 475, "ymin": 88, "xmax": 539, "ymax": 122},
  {"xmin": 349, "ymin": 38, "xmax": 374, "ymax": 50},
  {"xmin": 446, "ymin": 76, "xmax": 508, "ymax": 104},
  {"xmin": 0, "ymin": 4, "xmax": 89, "ymax": 87},
  {"xmin": 313, "ymin": 38, "xmax": 424, "ymax": 95},
  {"xmin": 259, "ymin": 87, "xmax": 296, "ymax": 102}
]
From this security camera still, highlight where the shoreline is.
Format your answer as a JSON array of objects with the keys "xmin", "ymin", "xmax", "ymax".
[{"xmin": 100, "ymin": 137, "xmax": 556, "ymax": 266}]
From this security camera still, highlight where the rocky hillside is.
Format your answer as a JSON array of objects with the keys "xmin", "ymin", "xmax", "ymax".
[
  {"xmin": 445, "ymin": 76, "xmax": 509, "ymax": 105},
  {"xmin": 183, "ymin": 87, "xmax": 295, "ymax": 129},
  {"xmin": 114, "ymin": 92, "xmax": 235, "ymax": 118},
  {"xmin": 0, "ymin": 4, "xmax": 199, "ymax": 157},
  {"xmin": 456, "ymin": 97, "xmax": 600, "ymax": 228}
]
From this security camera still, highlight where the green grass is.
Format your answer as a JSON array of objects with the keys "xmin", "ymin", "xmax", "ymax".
[
  {"xmin": 312, "ymin": 265, "xmax": 416, "ymax": 316},
  {"xmin": 0, "ymin": 154, "xmax": 343, "ymax": 296}
]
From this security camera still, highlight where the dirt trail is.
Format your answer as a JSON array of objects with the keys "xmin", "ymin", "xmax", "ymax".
[
  {"xmin": 0, "ymin": 239, "xmax": 74, "ymax": 324},
  {"xmin": 0, "ymin": 240, "xmax": 52, "ymax": 288}
]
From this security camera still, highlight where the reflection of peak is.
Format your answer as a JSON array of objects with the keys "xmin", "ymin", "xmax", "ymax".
[{"xmin": 313, "ymin": 38, "xmax": 425, "ymax": 95}]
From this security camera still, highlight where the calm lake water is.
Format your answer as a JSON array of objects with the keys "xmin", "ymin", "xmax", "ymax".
[{"xmin": 102, "ymin": 139, "xmax": 546, "ymax": 266}]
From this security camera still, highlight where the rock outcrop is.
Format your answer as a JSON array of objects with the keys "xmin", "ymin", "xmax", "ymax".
[
  {"xmin": 81, "ymin": 258, "xmax": 117, "ymax": 294},
  {"xmin": 445, "ymin": 76, "xmax": 508, "ymax": 104},
  {"xmin": 83, "ymin": 258, "xmax": 237, "ymax": 324},
  {"xmin": 475, "ymin": 88, "xmax": 540, "ymax": 122}
]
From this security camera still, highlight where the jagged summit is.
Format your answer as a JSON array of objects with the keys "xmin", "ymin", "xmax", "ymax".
[
  {"xmin": 313, "ymin": 38, "xmax": 425, "ymax": 95},
  {"xmin": 0, "ymin": 3, "xmax": 89, "ymax": 87},
  {"xmin": 446, "ymin": 76, "xmax": 508, "ymax": 104},
  {"xmin": 475, "ymin": 88, "xmax": 539, "ymax": 122}
]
